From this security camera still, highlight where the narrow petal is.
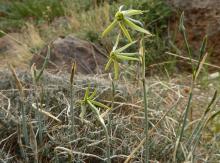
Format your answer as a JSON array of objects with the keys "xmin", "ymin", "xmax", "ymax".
[
  {"xmin": 119, "ymin": 5, "xmax": 124, "ymax": 12},
  {"xmin": 122, "ymin": 9, "xmax": 144, "ymax": 16},
  {"xmin": 105, "ymin": 59, "xmax": 113, "ymax": 71},
  {"xmin": 118, "ymin": 52, "xmax": 139, "ymax": 57},
  {"xmin": 113, "ymin": 34, "xmax": 120, "ymax": 51},
  {"xmin": 89, "ymin": 87, "xmax": 97, "ymax": 100},
  {"xmin": 127, "ymin": 17, "xmax": 143, "ymax": 27},
  {"xmin": 119, "ymin": 22, "xmax": 132, "ymax": 42},
  {"xmin": 84, "ymin": 86, "xmax": 90, "ymax": 100},
  {"xmin": 115, "ymin": 40, "xmax": 137, "ymax": 53},
  {"xmin": 116, "ymin": 55, "xmax": 139, "ymax": 61},
  {"xmin": 101, "ymin": 19, "xmax": 117, "ymax": 38},
  {"xmin": 113, "ymin": 61, "xmax": 119, "ymax": 80},
  {"xmin": 124, "ymin": 18, "xmax": 152, "ymax": 35},
  {"xmin": 90, "ymin": 100, "xmax": 111, "ymax": 110}
]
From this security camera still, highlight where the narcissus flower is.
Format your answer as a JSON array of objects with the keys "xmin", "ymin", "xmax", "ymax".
[
  {"xmin": 102, "ymin": 6, "xmax": 152, "ymax": 42},
  {"xmin": 105, "ymin": 34, "xmax": 140, "ymax": 80}
]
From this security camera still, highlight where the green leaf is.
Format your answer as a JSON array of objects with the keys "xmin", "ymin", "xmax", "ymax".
[
  {"xmin": 115, "ymin": 40, "xmax": 137, "ymax": 53},
  {"xmin": 105, "ymin": 58, "xmax": 113, "ymax": 71},
  {"xmin": 101, "ymin": 19, "xmax": 117, "ymax": 38},
  {"xmin": 119, "ymin": 22, "xmax": 132, "ymax": 42},
  {"xmin": 199, "ymin": 35, "xmax": 208, "ymax": 57},
  {"xmin": 124, "ymin": 18, "xmax": 152, "ymax": 35},
  {"xmin": 90, "ymin": 100, "xmax": 111, "ymax": 110},
  {"xmin": 116, "ymin": 55, "xmax": 139, "ymax": 61},
  {"xmin": 122, "ymin": 9, "xmax": 144, "ymax": 16},
  {"xmin": 179, "ymin": 12, "xmax": 185, "ymax": 32},
  {"xmin": 113, "ymin": 61, "xmax": 119, "ymax": 80}
]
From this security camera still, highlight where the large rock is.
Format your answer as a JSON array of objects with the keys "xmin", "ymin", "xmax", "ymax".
[
  {"xmin": 167, "ymin": 0, "xmax": 220, "ymax": 68},
  {"xmin": 31, "ymin": 35, "xmax": 107, "ymax": 74}
]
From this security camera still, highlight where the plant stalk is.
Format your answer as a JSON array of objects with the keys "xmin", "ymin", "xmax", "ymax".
[{"xmin": 141, "ymin": 37, "xmax": 149, "ymax": 163}]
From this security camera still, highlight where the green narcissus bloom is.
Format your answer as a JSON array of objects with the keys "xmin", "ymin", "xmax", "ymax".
[
  {"xmin": 102, "ymin": 5, "xmax": 152, "ymax": 42},
  {"xmin": 105, "ymin": 34, "xmax": 140, "ymax": 80},
  {"xmin": 79, "ymin": 85, "xmax": 110, "ymax": 125}
]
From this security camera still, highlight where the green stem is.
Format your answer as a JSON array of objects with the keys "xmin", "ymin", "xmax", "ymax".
[
  {"xmin": 174, "ymin": 83, "xmax": 194, "ymax": 162},
  {"xmin": 70, "ymin": 83, "xmax": 75, "ymax": 140},
  {"xmin": 87, "ymin": 101, "xmax": 111, "ymax": 163},
  {"xmin": 21, "ymin": 98, "xmax": 29, "ymax": 145},
  {"xmin": 141, "ymin": 37, "xmax": 149, "ymax": 163}
]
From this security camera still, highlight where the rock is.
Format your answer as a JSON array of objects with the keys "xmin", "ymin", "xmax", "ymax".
[
  {"xmin": 31, "ymin": 35, "xmax": 107, "ymax": 74},
  {"xmin": 167, "ymin": 0, "xmax": 220, "ymax": 69}
]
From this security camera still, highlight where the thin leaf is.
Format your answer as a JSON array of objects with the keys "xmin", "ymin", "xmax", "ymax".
[
  {"xmin": 116, "ymin": 55, "xmax": 139, "ymax": 61},
  {"xmin": 113, "ymin": 61, "xmax": 119, "ymax": 80},
  {"xmin": 35, "ymin": 45, "xmax": 50, "ymax": 82},
  {"xmin": 122, "ymin": 10, "xmax": 144, "ymax": 16},
  {"xmin": 124, "ymin": 18, "xmax": 152, "ymax": 35},
  {"xmin": 205, "ymin": 90, "xmax": 218, "ymax": 115},
  {"xmin": 115, "ymin": 40, "xmax": 137, "ymax": 53},
  {"xmin": 194, "ymin": 52, "xmax": 209, "ymax": 81},
  {"xmin": 90, "ymin": 100, "xmax": 111, "ymax": 110},
  {"xmin": 102, "ymin": 19, "xmax": 117, "ymax": 38},
  {"xmin": 105, "ymin": 58, "xmax": 113, "ymax": 71},
  {"xmin": 207, "ymin": 110, "xmax": 220, "ymax": 124},
  {"xmin": 200, "ymin": 35, "xmax": 208, "ymax": 57},
  {"xmin": 119, "ymin": 22, "xmax": 132, "ymax": 42},
  {"xmin": 179, "ymin": 12, "xmax": 185, "ymax": 32}
]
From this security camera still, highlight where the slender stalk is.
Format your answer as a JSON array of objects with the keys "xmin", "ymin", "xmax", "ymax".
[
  {"xmin": 9, "ymin": 64, "xmax": 29, "ymax": 145},
  {"xmin": 174, "ymin": 83, "xmax": 193, "ymax": 162},
  {"xmin": 20, "ymin": 97, "xmax": 29, "ymax": 145},
  {"xmin": 87, "ymin": 101, "xmax": 111, "ymax": 163},
  {"xmin": 70, "ymin": 62, "xmax": 76, "ymax": 140},
  {"xmin": 107, "ymin": 78, "xmax": 115, "ymax": 163},
  {"xmin": 141, "ymin": 37, "xmax": 149, "ymax": 162},
  {"xmin": 70, "ymin": 81, "xmax": 75, "ymax": 139}
]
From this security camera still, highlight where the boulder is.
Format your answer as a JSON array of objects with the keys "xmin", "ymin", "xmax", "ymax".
[{"xmin": 31, "ymin": 35, "xmax": 107, "ymax": 74}]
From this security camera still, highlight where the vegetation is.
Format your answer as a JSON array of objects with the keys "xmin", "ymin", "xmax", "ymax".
[{"xmin": 0, "ymin": 0, "xmax": 220, "ymax": 163}]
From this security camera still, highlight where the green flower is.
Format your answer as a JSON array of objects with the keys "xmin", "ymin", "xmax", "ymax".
[
  {"xmin": 102, "ymin": 5, "xmax": 152, "ymax": 42},
  {"xmin": 105, "ymin": 34, "xmax": 140, "ymax": 80},
  {"xmin": 79, "ymin": 85, "xmax": 110, "ymax": 124}
]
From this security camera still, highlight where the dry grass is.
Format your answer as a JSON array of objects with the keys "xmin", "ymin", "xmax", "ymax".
[
  {"xmin": 0, "ymin": 69, "xmax": 219, "ymax": 162},
  {"xmin": 0, "ymin": 24, "xmax": 44, "ymax": 69}
]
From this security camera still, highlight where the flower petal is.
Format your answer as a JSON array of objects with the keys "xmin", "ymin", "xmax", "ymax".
[
  {"xmin": 124, "ymin": 18, "xmax": 152, "ymax": 35},
  {"xmin": 119, "ymin": 22, "xmax": 132, "ymax": 42},
  {"xmin": 115, "ymin": 40, "xmax": 137, "ymax": 53},
  {"xmin": 101, "ymin": 19, "xmax": 117, "ymax": 38}
]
